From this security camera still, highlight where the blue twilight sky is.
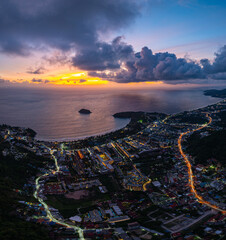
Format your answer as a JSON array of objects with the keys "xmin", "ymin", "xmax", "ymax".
[
  {"xmin": 0, "ymin": 0, "xmax": 226, "ymax": 85},
  {"xmin": 119, "ymin": 0, "xmax": 226, "ymax": 59}
]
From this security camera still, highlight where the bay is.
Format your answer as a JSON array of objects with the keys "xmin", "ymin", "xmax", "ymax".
[{"xmin": 0, "ymin": 86, "xmax": 219, "ymax": 141}]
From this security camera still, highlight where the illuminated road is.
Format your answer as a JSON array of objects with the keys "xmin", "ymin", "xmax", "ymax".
[
  {"xmin": 143, "ymin": 179, "xmax": 152, "ymax": 191},
  {"xmin": 178, "ymin": 113, "xmax": 226, "ymax": 214},
  {"xmin": 33, "ymin": 148, "xmax": 85, "ymax": 239},
  {"xmin": 32, "ymin": 111, "xmax": 225, "ymax": 239}
]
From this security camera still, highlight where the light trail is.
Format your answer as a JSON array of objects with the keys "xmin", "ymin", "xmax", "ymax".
[
  {"xmin": 33, "ymin": 146, "xmax": 116, "ymax": 238},
  {"xmin": 32, "ymin": 109, "xmax": 225, "ymax": 240},
  {"xmin": 143, "ymin": 179, "xmax": 152, "ymax": 191},
  {"xmin": 33, "ymin": 147, "xmax": 85, "ymax": 239},
  {"xmin": 178, "ymin": 113, "xmax": 226, "ymax": 214}
]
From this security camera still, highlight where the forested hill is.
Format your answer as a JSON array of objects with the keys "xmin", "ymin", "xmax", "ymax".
[
  {"xmin": 0, "ymin": 133, "xmax": 49, "ymax": 240},
  {"xmin": 186, "ymin": 130, "xmax": 226, "ymax": 167},
  {"xmin": 204, "ymin": 89, "xmax": 226, "ymax": 98}
]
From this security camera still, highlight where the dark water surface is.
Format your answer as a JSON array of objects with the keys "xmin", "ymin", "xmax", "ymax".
[{"xmin": 0, "ymin": 87, "xmax": 219, "ymax": 141}]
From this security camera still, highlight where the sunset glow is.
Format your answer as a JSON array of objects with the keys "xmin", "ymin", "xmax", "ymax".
[
  {"xmin": 46, "ymin": 72, "xmax": 108, "ymax": 85},
  {"xmin": 1, "ymin": 1, "xmax": 226, "ymax": 239},
  {"xmin": 0, "ymin": 1, "xmax": 226, "ymax": 87}
]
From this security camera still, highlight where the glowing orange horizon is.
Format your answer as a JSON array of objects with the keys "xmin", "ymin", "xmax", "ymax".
[
  {"xmin": 3, "ymin": 70, "xmax": 219, "ymax": 89},
  {"xmin": 41, "ymin": 72, "xmax": 109, "ymax": 85},
  {"xmin": 5, "ymin": 71, "xmax": 166, "ymax": 87}
]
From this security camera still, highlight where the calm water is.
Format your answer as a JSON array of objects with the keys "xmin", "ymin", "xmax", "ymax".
[{"xmin": 0, "ymin": 86, "xmax": 219, "ymax": 141}]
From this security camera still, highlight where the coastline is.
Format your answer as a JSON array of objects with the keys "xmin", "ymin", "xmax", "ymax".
[
  {"xmin": 36, "ymin": 98, "xmax": 222, "ymax": 143},
  {"xmin": 1, "ymin": 97, "xmax": 226, "ymax": 239},
  {"xmin": 0, "ymin": 88, "xmax": 221, "ymax": 142},
  {"xmin": 36, "ymin": 112, "xmax": 164, "ymax": 147},
  {"xmin": 35, "ymin": 117, "xmax": 131, "ymax": 142},
  {"xmin": 172, "ymin": 96, "xmax": 222, "ymax": 115},
  {"xmin": 2, "ymin": 91, "xmax": 223, "ymax": 144}
]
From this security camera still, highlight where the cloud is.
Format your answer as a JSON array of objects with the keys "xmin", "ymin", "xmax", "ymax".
[
  {"xmin": 1, "ymin": 0, "xmax": 226, "ymax": 85},
  {"xmin": 27, "ymin": 67, "xmax": 46, "ymax": 74},
  {"xmin": 72, "ymin": 36, "xmax": 134, "ymax": 70},
  {"xmin": 31, "ymin": 78, "xmax": 49, "ymax": 83},
  {"xmin": 201, "ymin": 45, "xmax": 226, "ymax": 75},
  {"xmin": 89, "ymin": 45, "xmax": 204, "ymax": 83},
  {"xmin": 0, "ymin": 78, "xmax": 8, "ymax": 84},
  {"xmin": 207, "ymin": 72, "xmax": 226, "ymax": 80},
  {"xmin": 0, "ymin": 0, "xmax": 142, "ymax": 56},
  {"xmin": 79, "ymin": 79, "xmax": 87, "ymax": 83},
  {"xmin": 43, "ymin": 51, "xmax": 71, "ymax": 66},
  {"xmin": 87, "ymin": 43, "xmax": 226, "ymax": 83}
]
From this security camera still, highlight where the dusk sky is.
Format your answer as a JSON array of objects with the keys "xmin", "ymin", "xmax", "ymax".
[{"xmin": 0, "ymin": 0, "xmax": 226, "ymax": 87}]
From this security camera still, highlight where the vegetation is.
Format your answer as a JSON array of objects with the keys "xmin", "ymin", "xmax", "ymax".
[
  {"xmin": 46, "ymin": 192, "xmax": 111, "ymax": 218},
  {"xmin": 171, "ymin": 112, "xmax": 207, "ymax": 124},
  {"xmin": 186, "ymin": 130, "xmax": 226, "ymax": 167},
  {"xmin": 215, "ymin": 110, "xmax": 226, "ymax": 127},
  {"xmin": 134, "ymin": 150, "xmax": 175, "ymax": 177},
  {"xmin": 204, "ymin": 89, "xmax": 226, "ymax": 98},
  {"xmin": 98, "ymin": 173, "xmax": 121, "ymax": 192},
  {"xmin": 25, "ymin": 128, "xmax": 37, "ymax": 138},
  {"xmin": 0, "ymin": 146, "xmax": 49, "ymax": 186},
  {"xmin": 0, "ymin": 219, "xmax": 49, "ymax": 240},
  {"xmin": 0, "ymin": 136, "xmax": 50, "ymax": 239}
]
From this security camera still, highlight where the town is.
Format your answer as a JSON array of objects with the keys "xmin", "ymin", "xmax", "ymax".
[{"xmin": 0, "ymin": 100, "xmax": 225, "ymax": 240}]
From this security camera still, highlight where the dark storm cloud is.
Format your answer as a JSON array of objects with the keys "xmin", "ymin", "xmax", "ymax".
[
  {"xmin": 1, "ymin": 0, "xmax": 226, "ymax": 84},
  {"xmin": 134, "ymin": 47, "xmax": 203, "ymax": 81},
  {"xmin": 72, "ymin": 37, "xmax": 134, "ymax": 70},
  {"xmin": 201, "ymin": 45, "xmax": 226, "ymax": 77},
  {"xmin": 27, "ymin": 67, "xmax": 46, "ymax": 74},
  {"xmin": 89, "ymin": 46, "xmax": 204, "ymax": 83},
  {"xmin": 0, "ymin": 0, "xmax": 141, "ymax": 55},
  {"xmin": 208, "ymin": 73, "xmax": 226, "ymax": 80}
]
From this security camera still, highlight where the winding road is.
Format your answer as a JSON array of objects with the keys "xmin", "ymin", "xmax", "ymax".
[
  {"xmin": 178, "ymin": 113, "xmax": 226, "ymax": 214},
  {"xmin": 33, "ymin": 149, "xmax": 85, "ymax": 239},
  {"xmin": 32, "ymin": 112, "xmax": 225, "ymax": 240}
]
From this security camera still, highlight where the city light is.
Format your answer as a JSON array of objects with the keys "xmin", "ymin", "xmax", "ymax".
[{"xmin": 178, "ymin": 113, "xmax": 226, "ymax": 214}]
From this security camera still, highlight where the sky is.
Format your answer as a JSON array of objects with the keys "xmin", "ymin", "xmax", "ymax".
[{"xmin": 0, "ymin": 0, "xmax": 226, "ymax": 87}]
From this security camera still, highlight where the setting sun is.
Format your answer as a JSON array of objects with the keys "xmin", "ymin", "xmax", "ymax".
[
  {"xmin": 35, "ymin": 72, "xmax": 109, "ymax": 85},
  {"xmin": 1, "ymin": 1, "xmax": 226, "ymax": 239}
]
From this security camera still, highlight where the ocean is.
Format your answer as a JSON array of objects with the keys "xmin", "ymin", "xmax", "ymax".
[{"xmin": 0, "ymin": 86, "xmax": 220, "ymax": 141}]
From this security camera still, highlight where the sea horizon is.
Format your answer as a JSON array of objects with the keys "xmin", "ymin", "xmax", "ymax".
[{"xmin": 0, "ymin": 86, "xmax": 221, "ymax": 141}]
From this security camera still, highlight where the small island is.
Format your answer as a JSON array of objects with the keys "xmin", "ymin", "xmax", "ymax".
[
  {"xmin": 79, "ymin": 108, "xmax": 92, "ymax": 114},
  {"xmin": 1, "ymin": 100, "xmax": 226, "ymax": 240}
]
